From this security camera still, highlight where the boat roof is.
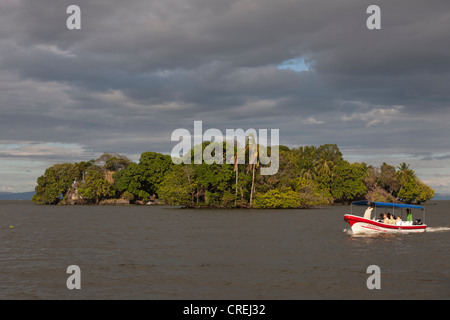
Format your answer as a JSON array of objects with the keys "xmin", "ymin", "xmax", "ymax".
[{"xmin": 352, "ymin": 200, "xmax": 424, "ymax": 210}]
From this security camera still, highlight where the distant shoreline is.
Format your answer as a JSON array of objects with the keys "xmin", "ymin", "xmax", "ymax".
[{"xmin": 0, "ymin": 191, "xmax": 35, "ymax": 201}]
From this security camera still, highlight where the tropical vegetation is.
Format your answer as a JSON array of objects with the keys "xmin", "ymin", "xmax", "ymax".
[{"xmin": 32, "ymin": 143, "xmax": 435, "ymax": 208}]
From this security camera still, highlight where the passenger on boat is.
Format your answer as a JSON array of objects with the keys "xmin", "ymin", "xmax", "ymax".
[
  {"xmin": 389, "ymin": 214, "xmax": 396, "ymax": 225},
  {"xmin": 406, "ymin": 209, "xmax": 413, "ymax": 222},
  {"xmin": 363, "ymin": 204, "xmax": 374, "ymax": 219},
  {"xmin": 377, "ymin": 213, "xmax": 385, "ymax": 222},
  {"xmin": 395, "ymin": 216, "xmax": 402, "ymax": 226},
  {"xmin": 383, "ymin": 213, "xmax": 391, "ymax": 224}
]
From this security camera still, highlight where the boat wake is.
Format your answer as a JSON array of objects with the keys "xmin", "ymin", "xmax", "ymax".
[
  {"xmin": 343, "ymin": 228, "xmax": 353, "ymax": 235},
  {"xmin": 344, "ymin": 227, "xmax": 450, "ymax": 236},
  {"xmin": 343, "ymin": 228, "xmax": 399, "ymax": 237},
  {"xmin": 426, "ymin": 226, "xmax": 450, "ymax": 233}
]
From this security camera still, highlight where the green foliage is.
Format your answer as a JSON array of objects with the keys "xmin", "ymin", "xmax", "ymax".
[
  {"xmin": 363, "ymin": 161, "xmax": 435, "ymax": 205},
  {"xmin": 366, "ymin": 186, "xmax": 395, "ymax": 202},
  {"xmin": 221, "ymin": 190, "xmax": 236, "ymax": 207},
  {"xmin": 121, "ymin": 191, "xmax": 135, "ymax": 201},
  {"xmin": 314, "ymin": 144, "xmax": 343, "ymax": 168},
  {"xmin": 95, "ymin": 153, "xmax": 131, "ymax": 171},
  {"xmin": 113, "ymin": 163, "xmax": 149, "ymax": 200},
  {"xmin": 379, "ymin": 162, "xmax": 400, "ymax": 193},
  {"xmin": 291, "ymin": 177, "xmax": 333, "ymax": 207},
  {"xmin": 78, "ymin": 170, "xmax": 113, "ymax": 204},
  {"xmin": 33, "ymin": 143, "xmax": 435, "ymax": 208},
  {"xmin": 398, "ymin": 179, "xmax": 435, "ymax": 204},
  {"xmin": 159, "ymin": 165, "xmax": 195, "ymax": 206},
  {"xmin": 396, "ymin": 162, "xmax": 416, "ymax": 186},
  {"xmin": 330, "ymin": 161, "xmax": 367, "ymax": 203},
  {"xmin": 138, "ymin": 152, "xmax": 174, "ymax": 195},
  {"xmin": 33, "ymin": 163, "xmax": 82, "ymax": 205},
  {"xmin": 194, "ymin": 163, "xmax": 234, "ymax": 205},
  {"xmin": 112, "ymin": 151, "xmax": 173, "ymax": 201},
  {"xmin": 254, "ymin": 188, "xmax": 307, "ymax": 209},
  {"xmin": 105, "ymin": 156, "xmax": 131, "ymax": 172},
  {"xmin": 254, "ymin": 177, "xmax": 332, "ymax": 209}
]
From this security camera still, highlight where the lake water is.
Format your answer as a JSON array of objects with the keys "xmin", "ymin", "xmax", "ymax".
[{"xmin": 1, "ymin": 200, "xmax": 449, "ymax": 300}]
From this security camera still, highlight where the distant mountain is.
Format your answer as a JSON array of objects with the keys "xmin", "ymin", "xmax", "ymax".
[
  {"xmin": 431, "ymin": 193, "xmax": 450, "ymax": 200},
  {"xmin": 0, "ymin": 191, "xmax": 35, "ymax": 200}
]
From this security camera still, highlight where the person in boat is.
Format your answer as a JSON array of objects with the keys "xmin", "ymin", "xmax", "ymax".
[
  {"xmin": 389, "ymin": 214, "xmax": 396, "ymax": 225},
  {"xmin": 377, "ymin": 213, "xmax": 385, "ymax": 222},
  {"xmin": 406, "ymin": 209, "xmax": 413, "ymax": 222},
  {"xmin": 383, "ymin": 213, "xmax": 390, "ymax": 224},
  {"xmin": 363, "ymin": 203, "xmax": 374, "ymax": 219},
  {"xmin": 395, "ymin": 216, "xmax": 402, "ymax": 226}
]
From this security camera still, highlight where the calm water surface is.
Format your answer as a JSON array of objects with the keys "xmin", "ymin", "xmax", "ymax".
[{"xmin": 1, "ymin": 200, "xmax": 449, "ymax": 299}]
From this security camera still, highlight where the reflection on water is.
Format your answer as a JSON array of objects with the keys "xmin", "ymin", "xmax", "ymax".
[{"xmin": 0, "ymin": 200, "xmax": 449, "ymax": 299}]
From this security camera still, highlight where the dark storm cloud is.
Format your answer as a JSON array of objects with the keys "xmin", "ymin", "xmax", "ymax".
[
  {"xmin": 1, "ymin": 0, "xmax": 450, "ymax": 192},
  {"xmin": 421, "ymin": 154, "xmax": 450, "ymax": 161}
]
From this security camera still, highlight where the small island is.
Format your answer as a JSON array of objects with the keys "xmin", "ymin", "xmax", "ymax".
[{"xmin": 32, "ymin": 143, "xmax": 434, "ymax": 208}]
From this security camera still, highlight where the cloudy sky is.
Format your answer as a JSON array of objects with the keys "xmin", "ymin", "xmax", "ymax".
[{"xmin": 1, "ymin": 0, "xmax": 450, "ymax": 195}]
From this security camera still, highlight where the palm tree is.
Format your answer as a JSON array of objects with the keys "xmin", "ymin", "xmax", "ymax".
[
  {"xmin": 249, "ymin": 147, "xmax": 259, "ymax": 206},
  {"xmin": 228, "ymin": 136, "xmax": 258, "ymax": 207},
  {"xmin": 300, "ymin": 167, "xmax": 316, "ymax": 180},
  {"xmin": 395, "ymin": 162, "xmax": 416, "ymax": 198},
  {"xmin": 227, "ymin": 139, "xmax": 240, "ymax": 207},
  {"xmin": 314, "ymin": 158, "xmax": 334, "ymax": 177},
  {"xmin": 396, "ymin": 162, "xmax": 415, "ymax": 186},
  {"xmin": 242, "ymin": 133, "xmax": 258, "ymax": 206}
]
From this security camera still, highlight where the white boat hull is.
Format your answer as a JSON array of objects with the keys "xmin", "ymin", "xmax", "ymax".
[{"xmin": 344, "ymin": 214, "xmax": 426, "ymax": 234}]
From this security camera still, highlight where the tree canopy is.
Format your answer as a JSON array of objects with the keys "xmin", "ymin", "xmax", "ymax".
[{"xmin": 33, "ymin": 144, "xmax": 434, "ymax": 207}]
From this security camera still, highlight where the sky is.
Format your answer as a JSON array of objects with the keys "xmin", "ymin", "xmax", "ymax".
[{"xmin": 1, "ymin": 0, "xmax": 450, "ymax": 195}]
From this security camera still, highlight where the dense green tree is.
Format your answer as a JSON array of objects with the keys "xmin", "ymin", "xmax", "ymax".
[
  {"xmin": 330, "ymin": 161, "xmax": 367, "ymax": 203},
  {"xmin": 379, "ymin": 162, "xmax": 400, "ymax": 193},
  {"xmin": 95, "ymin": 153, "xmax": 131, "ymax": 171},
  {"xmin": 314, "ymin": 144, "xmax": 342, "ymax": 168},
  {"xmin": 254, "ymin": 177, "xmax": 331, "ymax": 209},
  {"xmin": 180, "ymin": 141, "xmax": 243, "ymax": 206},
  {"xmin": 299, "ymin": 166, "xmax": 316, "ymax": 180},
  {"xmin": 363, "ymin": 165, "xmax": 379, "ymax": 191},
  {"xmin": 78, "ymin": 170, "xmax": 113, "ymax": 204},
  {"xmin": 113, "ymin": 163, "xmax": 150, "ymax": 201},
  {"xmin": 291, "ymin": 177, "xmax": 332, "ymax": 207},
  {"xmin": 159, "ymin": 165, "xmax": 196, "ymax": 206},
  {"xmin": 33, "ymin": 163, "xmax": 82, "ymax": 205},
  {"xmin": 193, "ymin": 162, "xmax": 234, "ymax": 206},
  {"xmin": 397, "ymin": 179, "xmax": 435, "ymax": 204},
  {"xmin": 106, "ymin": 156, "xmax": 131, "ymax": 172},
  {"xmin": 396, "ymin": 162, "xmax": 416, "ymax": 186},
  {"xmin": 113, "ymin": 151, "xmax": 173, "ymax": 201},
  {"xmin": 139, "ymin": 152, "xmax": 174, "ymax": 194},
  {"xmin": 254, "ymin": 188, "xmax": 307, "ymax": 209}
]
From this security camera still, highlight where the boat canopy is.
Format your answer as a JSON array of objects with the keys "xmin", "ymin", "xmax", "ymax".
[{"xmin": 352, "ymin": 200, "xmax": 424, "ymax": 210}]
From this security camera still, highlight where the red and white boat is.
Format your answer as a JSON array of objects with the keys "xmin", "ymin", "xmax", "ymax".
[{"xmin": 344, "ymin": 201, "xmax": 426, "ymax": 234}]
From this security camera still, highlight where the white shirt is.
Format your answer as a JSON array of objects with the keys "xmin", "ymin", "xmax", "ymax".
[{"xmin": 364, "ymin": 207, "xmax": 373, "ymax": 219}]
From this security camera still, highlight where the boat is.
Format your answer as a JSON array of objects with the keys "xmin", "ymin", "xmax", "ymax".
[{"xmin": 344, "ymin": 200, "xmax": 426, "ymax": 234}]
